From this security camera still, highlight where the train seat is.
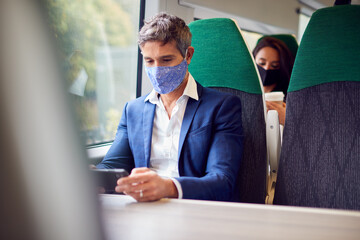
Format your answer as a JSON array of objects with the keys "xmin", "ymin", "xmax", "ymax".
[
  {"xmin": 273, "ymin": 5, "xmax": 360, "ymax": 210},
  {"xmin": 188, "ymin": 18, "xmax": 270, "ymax": 203}
]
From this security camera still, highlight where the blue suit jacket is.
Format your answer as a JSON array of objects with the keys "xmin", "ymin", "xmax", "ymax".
[{"xmin": 97, "ymin": 82, "xmax": 243, "ymax": 201}]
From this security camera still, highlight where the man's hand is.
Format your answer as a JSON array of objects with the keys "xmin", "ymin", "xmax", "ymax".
[
  {"xmin": 266, "ymin": 101, "xmax": 286, "ymax": 125},
  {"xmin": 89, "ymin": 164, "xmax": 97, "ymax": 169},
  {"xmin": 115, "ymin": 167, "xmax": 178, "ymax": 202}
]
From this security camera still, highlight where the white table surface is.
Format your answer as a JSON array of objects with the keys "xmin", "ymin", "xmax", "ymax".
[{"xmin": 99, "ymin": 194, "xmax": 360, "ymax": 240}]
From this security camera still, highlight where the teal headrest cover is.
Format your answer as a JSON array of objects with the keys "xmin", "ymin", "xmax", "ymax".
[
  {"xmin": 189, "ymin": 18, "xmax": 262, "ymax": 94},
  {"xmin": 288, "ymin": 5, "xmax": 360, "ymax": 92}
]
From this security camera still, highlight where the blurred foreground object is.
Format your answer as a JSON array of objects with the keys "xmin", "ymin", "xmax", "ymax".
[{"xmin": 0, "ymin": 0, "xmax": 105, "ymax": 239}]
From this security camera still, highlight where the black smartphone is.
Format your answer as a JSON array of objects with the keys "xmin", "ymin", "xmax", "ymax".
[{"xmin": 91, "ymin": 168, "xmax": 129, "ymax": 194}]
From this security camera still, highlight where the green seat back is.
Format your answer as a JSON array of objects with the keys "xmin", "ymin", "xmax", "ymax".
[
  {"xmin": 274, "ymin": 5, "xmax": 360, "ymax": 210},
  {"xmin": 257, "ymin": 34, "xmax": 298, "ymax": 58},
  {"xmin": 188, "ymin": 18, "xmax": 262, "ymax": 94},
  {"xmin": 288, "ymin": 5, "xmax": 360, "ymax": 92},
  {"xmin": 188, "ymin": 18, "xmax": 267, "ymax": 204}
]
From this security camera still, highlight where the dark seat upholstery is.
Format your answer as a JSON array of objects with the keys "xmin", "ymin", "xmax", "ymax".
[
  {"xmin": 189, "ymin": 18, "xmax": 267, "ymax": 203},
  {"xmin": 274, "ymin": 5, "xmax": 360, "ymax": 210}
]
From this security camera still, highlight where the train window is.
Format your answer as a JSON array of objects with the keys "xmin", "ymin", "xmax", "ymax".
[{"xmin": 45, "ymin": 0, "xmax": 142, "ymax": 145}]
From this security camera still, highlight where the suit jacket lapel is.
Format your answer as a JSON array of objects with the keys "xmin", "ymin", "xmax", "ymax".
[
  {"xmin": 178, "ymin": 83, "xmax": 203, "ymax": 160},
  {"xmin": 143, "ymin": 101, "xmax": 155, "ymax": 168}
]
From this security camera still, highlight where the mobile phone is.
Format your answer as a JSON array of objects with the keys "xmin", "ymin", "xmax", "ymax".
[{"xmin": 91, "ymin": 168, "xmax": 129, "ymax": 194}]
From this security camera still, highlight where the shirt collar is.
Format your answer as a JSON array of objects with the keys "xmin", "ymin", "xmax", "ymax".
[{"xmin": 144, "ymin": 73, "xmax": 199, "ymax": 103}]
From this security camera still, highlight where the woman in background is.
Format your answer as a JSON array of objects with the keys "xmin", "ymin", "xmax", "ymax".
[{"xmin": 253, "ymin": 37, "xmax": 295, "ymax": 125}]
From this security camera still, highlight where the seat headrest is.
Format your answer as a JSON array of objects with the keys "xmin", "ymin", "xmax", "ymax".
[
  {"xmin": 288, "ymin": 5, "xmax": 360, "ymax": 92},
  {"xmin": 189, "ymin": 18, "xmax": 262, "ymax": 94}
]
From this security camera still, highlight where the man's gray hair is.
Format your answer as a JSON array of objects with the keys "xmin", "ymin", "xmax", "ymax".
[{"xmin": 138, "ymin": 12, "xmax": 192, "ymax": 57}]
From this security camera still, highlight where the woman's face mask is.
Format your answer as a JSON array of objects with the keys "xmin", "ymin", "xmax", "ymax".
[
  {"xmin": 145, "ymin": 53, "xmax": 188, "ymax": 94},
  {"xmin": 257, "ymin": 64, "xmax": 281, "ymax": 86}
]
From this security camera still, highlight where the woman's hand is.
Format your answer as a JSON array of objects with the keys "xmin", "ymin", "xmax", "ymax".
[{"xmin": 266, "ymin": 101, "xmax": 286, "ymax": 125}]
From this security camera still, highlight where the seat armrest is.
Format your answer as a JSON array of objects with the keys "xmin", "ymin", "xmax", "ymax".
[{"xmin": 265, "ymin": 110, "xmax": 281, "ymax": 204}]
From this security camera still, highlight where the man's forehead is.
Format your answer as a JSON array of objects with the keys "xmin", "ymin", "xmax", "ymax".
[{"xmin": 141, "ymin": 40, "xmax": 181, "ymax": 57}]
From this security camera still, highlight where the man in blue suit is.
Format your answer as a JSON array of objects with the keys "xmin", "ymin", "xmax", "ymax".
[{"xmin": 96, "ymin": 13, "xmax": 243, "ymax": 202}]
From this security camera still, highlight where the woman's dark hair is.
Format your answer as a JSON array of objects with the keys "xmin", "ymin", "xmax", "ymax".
[{"xmin": 253, "ymin": 37, "xmax": 295, "ymax": 95}]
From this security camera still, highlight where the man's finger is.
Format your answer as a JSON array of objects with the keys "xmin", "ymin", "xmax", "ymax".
[
  {"xmin": 117, "ymin": 171, "xmax": 155, "ymax": 185},
  {"xmin": 116, "ymin": 179, "xmax": 152, "ymax": 194},
  {"xmin": 131, "ymin": 167, "xmax": 150, "ymax": 174}
]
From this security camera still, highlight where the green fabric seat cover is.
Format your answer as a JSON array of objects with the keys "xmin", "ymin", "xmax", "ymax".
[
  {"xmin": 189, "ymin": 18, "xmax": 262, "ymax": 94},
  {"xmin": 288, "ymin": 5, "xmax": 360, "ymax": 92}
]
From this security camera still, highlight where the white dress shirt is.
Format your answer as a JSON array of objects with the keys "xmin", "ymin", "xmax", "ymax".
[{"xmin": 144, "ymin": 74, "xmax": 198, "ymax": 199}]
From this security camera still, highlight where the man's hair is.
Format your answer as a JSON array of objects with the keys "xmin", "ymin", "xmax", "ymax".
[{"xmin": 138, "ymin": 12, "xmax": 192, "ymax": 57}]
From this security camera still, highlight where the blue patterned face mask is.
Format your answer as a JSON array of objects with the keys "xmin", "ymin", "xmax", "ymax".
[{"xmin": 145, "ymin": 56, "xmax": 188, "ymax": 94}]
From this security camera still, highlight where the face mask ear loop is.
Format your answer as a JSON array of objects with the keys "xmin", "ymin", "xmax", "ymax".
[{"xmin": 184, "ymin": 49, "xmax": 188, "ymax": 61}]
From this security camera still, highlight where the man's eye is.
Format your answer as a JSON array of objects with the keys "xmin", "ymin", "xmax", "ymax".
[
  {"xmin": 162, "ymin": 59, "xmax": 172, "ymax": 62},
  {"xmin": 145, "ymin": 60, "xmax": 153, "ymax": 64},
  {"xmin": 258, "ymin": 62, "xmax": 266, "ymax": 66}
]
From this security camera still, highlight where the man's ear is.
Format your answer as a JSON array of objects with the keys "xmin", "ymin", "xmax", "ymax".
[{"xmin": 186, "ymin": 46, "xmax": 195, "ymax": 64}]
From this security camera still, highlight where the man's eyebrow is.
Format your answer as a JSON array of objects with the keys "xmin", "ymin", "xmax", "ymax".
[
  {"xmin": 160, "ymin": 54, "xmax": 176, "ymax": 58},
  {"xmin": 143, "ymin": 54, "xmax": 176, "ymax": 59}
]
